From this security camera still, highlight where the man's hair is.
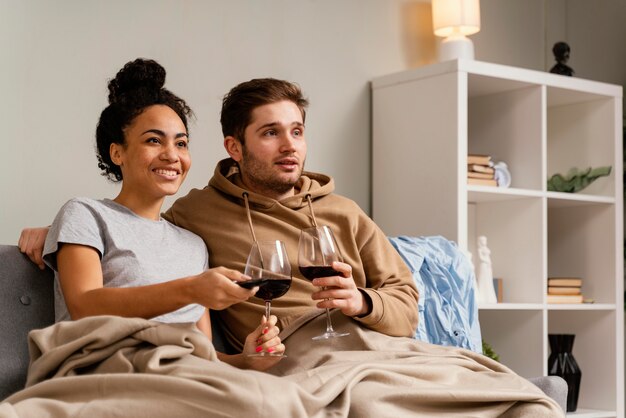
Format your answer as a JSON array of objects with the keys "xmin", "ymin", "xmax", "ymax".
[{"xmin": 220, "ymin": 78, "xmax": 309, "ymax": 144}]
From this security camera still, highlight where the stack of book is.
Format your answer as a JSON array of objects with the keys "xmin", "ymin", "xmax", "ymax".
[
  {"xmin": 547, "ymin": 277, "xmax": 583, "ymax": 304},
  {"xmin": 467, "ymin": 154, "xmax": 497, "ymax": 186}
]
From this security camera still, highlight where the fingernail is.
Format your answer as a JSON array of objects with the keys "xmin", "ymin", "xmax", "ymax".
[
  {"xmin": 262, "ymin": 328, "xmax": 268, "ymax": 335},
  {"xmin": 267, "ymin": 347, "xmax": 274, "ymax": 353},
  {"xmin": 255, "ymin": 346, "xmax": 263, "ymax": 353}
]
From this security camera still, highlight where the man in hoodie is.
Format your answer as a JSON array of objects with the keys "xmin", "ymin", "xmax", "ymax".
[{"xmin": 162, "ymin": 78, "xmax": 420, "ymax": 350}]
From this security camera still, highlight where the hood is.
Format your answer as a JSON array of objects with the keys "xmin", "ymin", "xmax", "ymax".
[{"xmin": 209, "ymin": 158, "xmax": 335, "ymax": 209}]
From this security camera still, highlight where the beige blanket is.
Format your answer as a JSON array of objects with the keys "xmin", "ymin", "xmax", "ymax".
[{"xmin": 0, "ymin": 313, "xmax": 563, "ymax": 417}]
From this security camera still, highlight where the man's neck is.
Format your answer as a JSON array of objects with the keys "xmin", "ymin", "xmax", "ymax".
[{"xmin": 238, "ymin": 174, "xmax": 296, "ymax": 201}]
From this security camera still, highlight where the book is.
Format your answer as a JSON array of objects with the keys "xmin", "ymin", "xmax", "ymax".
[
  {"xmin": 467, "ymin": 154, "xmax": 491, "ymax": 165},
  {"xmin": 467, "ymin": 178, "xmax": 497, "ymax": 187},
  {"xmin": 492, "ymin": 278, "xmax": 503, "ymax": 303},
  {"xmin": 548, "ymin": 286, "xmax": 581, "ymax": 295},
  {"xmin": 468, "ymin": 164, "xmax": 495, "ymax": 174},
  {"xmin": 548, "ymin": 277, "xmax": 583, "ymax": 287},
  {"xmin": 547, "ymin": 294, "xmax": 584, "ymax": 304},
  {"xmin": 467, "ymin": 171, "xmax": 495, "ymax": 179}
]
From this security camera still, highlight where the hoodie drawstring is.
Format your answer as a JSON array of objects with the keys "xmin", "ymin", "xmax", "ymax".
[
  {"xmin": 305, "ymin": 194, "xmax": 319, "ymax": 227},
  {"xmin": 242, "ymin": 192, "xmax": 259, "ymax": 244}
]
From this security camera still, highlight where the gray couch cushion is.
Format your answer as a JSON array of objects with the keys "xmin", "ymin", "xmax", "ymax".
[{"xmin": 0, "ymin": 245, "xmax": 55, "ymax": 400}]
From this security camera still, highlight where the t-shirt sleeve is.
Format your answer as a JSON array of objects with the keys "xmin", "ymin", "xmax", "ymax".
[{"xmin": 43, "ymin": 198, "xmax": 105, "ymax": 271}]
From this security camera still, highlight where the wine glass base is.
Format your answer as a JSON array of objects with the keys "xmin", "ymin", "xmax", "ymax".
[{"xmin": 312, "ymin": 331, "xmax": 350, "ymax": 340}]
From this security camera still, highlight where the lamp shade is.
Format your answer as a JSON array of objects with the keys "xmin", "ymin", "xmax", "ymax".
[{"xmin": 432, "ymin": 0, "xmax": 480, "ymax": 37}]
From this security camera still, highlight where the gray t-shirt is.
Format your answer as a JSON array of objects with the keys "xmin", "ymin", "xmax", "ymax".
[{"xmin": 43, "ymin": 197, "xmax": 208, "ymax": 324}]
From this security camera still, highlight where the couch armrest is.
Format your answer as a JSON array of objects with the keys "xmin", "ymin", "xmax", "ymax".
[
  {"xmin": 0, "ymin": 245, "xmax": 55, "ymax": 400},
  {"xmin": 527, "ymin": 375, "xmax": 568, "ymax": 413}
]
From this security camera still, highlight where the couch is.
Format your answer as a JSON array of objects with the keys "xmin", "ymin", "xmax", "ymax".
[{"xmin": 0, "ymin": 244, "xmax": 567, "ymax": 412}]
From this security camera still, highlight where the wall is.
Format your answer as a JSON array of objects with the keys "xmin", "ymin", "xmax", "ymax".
[{"xmin": 1, "ymin": 0, "xmax": 624, "ymax": 244}]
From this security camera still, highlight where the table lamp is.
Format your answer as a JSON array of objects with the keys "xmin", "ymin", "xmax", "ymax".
[{"xmin": 432, "ymin": 0, "xmax": 480, "ymax": 61}]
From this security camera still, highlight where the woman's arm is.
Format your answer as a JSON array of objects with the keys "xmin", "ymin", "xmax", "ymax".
[{"xmin": 56, "ymin": 243, "xmax": 256, "ymax": 319}]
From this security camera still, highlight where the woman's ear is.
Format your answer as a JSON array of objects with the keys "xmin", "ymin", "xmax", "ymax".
[
  {"xmin": 109, "ymin": 143, "xmax": 123, "ymax": 166},
  {"xmin": 224, "ymin": 136, "xmax": 243, "ymax": 162}
]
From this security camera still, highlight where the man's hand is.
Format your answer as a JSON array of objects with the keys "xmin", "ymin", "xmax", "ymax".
[
  {"xmin": 18, "ymin": 227, "xmax": 50, "ymax": 270},
  {"xmin": 311, "ymin": 261, "xmax": 371, "ymax": 317}
]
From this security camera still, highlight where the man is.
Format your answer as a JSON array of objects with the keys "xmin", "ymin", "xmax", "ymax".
[{"xmin": 162, "ymin": 78, "xmax": 419, "ymax": 349}]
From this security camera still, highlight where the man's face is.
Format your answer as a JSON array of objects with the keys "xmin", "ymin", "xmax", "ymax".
[{"xmin": 235, "ymin": 100, "xmax": 307, "ymax": 199}]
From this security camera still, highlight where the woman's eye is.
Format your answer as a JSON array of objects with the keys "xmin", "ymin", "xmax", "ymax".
[
  {"xmin": 177, "ymin": 141, "xmax": 188, "ymax": 148},
  {"xmin": 147, "ymin": 137, "xmax": 160, "ymax": 144}
]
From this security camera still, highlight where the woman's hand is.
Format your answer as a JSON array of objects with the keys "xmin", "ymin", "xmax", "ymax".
[
  {"xmin": 18, "ymin": 227, "xmax": 50, "ymax": 270},
  {"xmin": 192, "ymin": 267, "xmax": 258, "ymax": 310},
  {"xmin": 241, "ymin": 315, "xmax": 284, "ymax": 371}
]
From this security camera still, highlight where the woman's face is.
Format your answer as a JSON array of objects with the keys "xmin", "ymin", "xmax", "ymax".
[{"xmin": 110, "ymin": 104, "xmax": 191, "ymax": 201}]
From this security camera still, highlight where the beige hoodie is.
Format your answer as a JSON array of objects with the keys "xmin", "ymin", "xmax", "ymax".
[{"xmin": 165, "ymin": 158, "xmax": 418, "ymax": 349}]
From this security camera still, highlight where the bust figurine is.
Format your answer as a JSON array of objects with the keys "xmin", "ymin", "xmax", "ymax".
[{"xmin": 550, "ymin": 42, "xmax": 575, "ymax": 76}]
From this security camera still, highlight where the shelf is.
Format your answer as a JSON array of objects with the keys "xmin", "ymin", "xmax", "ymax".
[
  {"xmin": 547, "ymin": 192, "xmax": 615, "ymax": 207},
  {"xmin": 372, "ymin": 59, "xmax": 623, "ymax": 417},
  {"xmin": 479, "ymin": 303, "xmax": 616, "ymax": 311},
  {"xmin": 479, "ymin": 303, "xmax": 543, "ymax": 310},
  {"xmin": 547, "ymin": 303, "xmax": 616, "ymax": 311}
]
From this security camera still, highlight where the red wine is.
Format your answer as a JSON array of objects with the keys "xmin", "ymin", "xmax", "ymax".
[
  {"xmin": 237, "ymin": 278, "xmax": 268, "ymax": 289},
  {"xmin": 299, "ymin": 266, "xmax": 341, "ymax": 281},
  {"xmin": 254, "ymin": 279, "xmax": 291, "ymax": 301}
]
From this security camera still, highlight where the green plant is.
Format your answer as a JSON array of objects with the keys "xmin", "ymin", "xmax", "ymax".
[{"xmin": 482, "ymin": 340, "xmax": 500, "ymax": 362}]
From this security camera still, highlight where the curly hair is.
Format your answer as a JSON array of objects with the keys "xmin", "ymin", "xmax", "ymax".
[
  {"xmin": 95, "ymin": 58, "xmax": 194, "ymax": 181},
  {"xmin": 220, "ymin": 78, "xmax": 308, "ymax": 145}
]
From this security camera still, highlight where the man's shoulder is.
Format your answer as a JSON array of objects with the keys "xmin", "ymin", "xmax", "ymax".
[{"xmin": 319, "ymin": 192, "xmax": 365, "ymax": 212}]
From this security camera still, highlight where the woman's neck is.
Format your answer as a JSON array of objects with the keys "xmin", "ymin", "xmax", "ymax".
[{"xmin": 113, "ymin": 190, "xmax": 164, "ymax": 221}]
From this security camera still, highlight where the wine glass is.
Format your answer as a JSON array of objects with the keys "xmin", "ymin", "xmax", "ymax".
[
  {"xmin": 244, "ymin": 240, "xmax": 292, "ymax": 357},
  {"xmin": 298, "ymin": 225, "xmax": 350, "ymax": 340}
]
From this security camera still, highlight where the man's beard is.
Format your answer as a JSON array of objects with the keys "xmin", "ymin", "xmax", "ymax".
[{"xmin": 239, "ymin": 148, "xmax": 304, "ymax": 197}]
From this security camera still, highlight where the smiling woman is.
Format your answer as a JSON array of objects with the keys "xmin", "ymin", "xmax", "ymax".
[{"xmin": 21, "ymin": 58, "xmax": 286, "ymax": 371}]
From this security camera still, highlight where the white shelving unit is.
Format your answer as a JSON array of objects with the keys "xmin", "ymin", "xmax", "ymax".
[{"xmin": 371, "ymin": 59, "xmax": 623, "ymax": 417}]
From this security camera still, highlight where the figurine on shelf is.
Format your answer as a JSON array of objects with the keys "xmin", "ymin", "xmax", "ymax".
[
  {"xmin": 549, "ymin": 41, "xmax": 575, "ymax": 76},
  {"xmin": 475, "ymin": 236, "xmax": 498, "ymax": 304}
]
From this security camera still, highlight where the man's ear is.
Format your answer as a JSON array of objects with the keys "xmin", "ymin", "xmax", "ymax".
[
  {"xmin": 109, "ymin": 143, "xmax": 123, "ymax": 166},
  {"xmin": 224, "ymin": 136, "xmax": 243, "ymax": 162}
]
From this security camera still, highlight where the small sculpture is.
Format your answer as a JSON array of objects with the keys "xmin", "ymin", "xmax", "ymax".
[
  {"xmin": 547, "ymin": 166, "xmax": 612, "ymax": 193},
  {"xmin": 475, "ymin": 236, "xmax": 498, "ymax": 304},
  {"xmin": 550, "ymin": 42, "xmax": 575, "ymax": 76}
]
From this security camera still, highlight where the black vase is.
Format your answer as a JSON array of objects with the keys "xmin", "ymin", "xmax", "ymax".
[{"xmin": 548, "ymin": 334, "xmax": 582, "ymax": 412}]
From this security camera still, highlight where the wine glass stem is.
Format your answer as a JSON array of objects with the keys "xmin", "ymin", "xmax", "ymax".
[
  {"xmin": 265, "ymin": 300, "xmax": 271, "ymax": 320},
  {"xmin": 324, "ymin": 308, "xmax": 335, "ymax": 333}
]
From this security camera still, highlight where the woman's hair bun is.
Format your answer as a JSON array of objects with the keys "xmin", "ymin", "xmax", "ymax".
[{"xmin": 107, "ymin": 58, "xmax": 166, "ymax": 104}]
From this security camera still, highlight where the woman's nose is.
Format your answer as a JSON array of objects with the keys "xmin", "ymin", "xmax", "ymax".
[{"xmin": 160, "ymin": 143, "xmax": 179, "ymax": 161}]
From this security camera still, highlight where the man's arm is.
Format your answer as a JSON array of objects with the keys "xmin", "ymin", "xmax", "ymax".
[{"xmin": 18, "ymin": 227, "xmax": 50, "ymax": 269}]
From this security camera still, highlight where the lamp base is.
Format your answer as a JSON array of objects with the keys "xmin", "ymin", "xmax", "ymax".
[{"xmin": 438, "ymin": 35, "xmax": 474, "ymax": 62}]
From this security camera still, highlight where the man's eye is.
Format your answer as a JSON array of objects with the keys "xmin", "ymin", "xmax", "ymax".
[
  {"xmin": 147, "ymin": 138, "xmax": 160, "ymax": 144},
  {"xmin": 177, "ymin": 141, "xmax": 188, "ymax": 148},
  {"xmin": 293, "ymin": 129, "xmax": 303, "ymax": 136},
  {"xmin": 264, "ymin": 130, "xmax": 277, "ymax": 136}
]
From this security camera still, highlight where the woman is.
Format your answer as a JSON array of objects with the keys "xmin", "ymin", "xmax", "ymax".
[{"xmin": 40, "ymin": 58, "xmax": 284, "ymax": 369}]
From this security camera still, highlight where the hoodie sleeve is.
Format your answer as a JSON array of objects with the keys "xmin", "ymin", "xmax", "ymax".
[{"xmin": 350, "ymin": 212, "xmax": 419, "ymax": 338}]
